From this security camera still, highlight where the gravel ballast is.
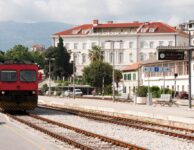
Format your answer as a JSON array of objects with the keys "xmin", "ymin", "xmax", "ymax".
[{"xmin": 30, "ymin": 108, "xmax": 194, "ymax": 150}]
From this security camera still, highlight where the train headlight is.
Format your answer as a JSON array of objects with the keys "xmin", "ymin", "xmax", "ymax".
[
  {"xmin": 1, "ymin": 91, "xmax": 5, "ymax": 95},
  {"xmin": 32, "ymin": 91, "xmax": 36, "ymax": 94}
]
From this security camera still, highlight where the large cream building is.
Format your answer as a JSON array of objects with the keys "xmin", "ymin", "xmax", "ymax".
[{"xmin": 52, "ymin": 19, "xmax": 189, "ymax": 76}]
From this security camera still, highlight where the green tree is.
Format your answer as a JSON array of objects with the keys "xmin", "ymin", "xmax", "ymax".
[
  {"xmin": 0, "ymin": 51, "xmax": 5, "ymax": 61},
  {"xmin": 114, "ymin": 69, "xmax": 123, "ymax": 93},
  {"xmin": 54, "ymin": 37, "xmax": 72, "ymax": 79},
  {"xmin": 43, "ymin": 46, "xmax": 58, "ymax": 77},
  {"xmin": 31, "ymin": 51, "xmax": 44, "ymax": 69},
  {"xmin": 83, "ymin": 61, "xmax": 113, "ymax": 93},
  {"xmin": 44, "ymin": 38, "xmax": 73, "ymax": 80},
  {"xmin": 88, "ymin": 45, "xmax": 103, "ymax": 63},
  {"xmin": 5, "ymin": 45, "xmax": 33, "ymax": 61}
]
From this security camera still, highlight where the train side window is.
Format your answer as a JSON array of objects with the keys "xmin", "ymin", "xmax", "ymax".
[
  {"xmin": 20, "ymin": 70, "xmax": 36, "ymax": 82},
  {"xmin": 0, "ymin": 70, "xmax": 17, "ymax": 82}
]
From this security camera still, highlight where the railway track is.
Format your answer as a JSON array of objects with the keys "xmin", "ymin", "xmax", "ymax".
[
  {"xmin": 7, "ymin": 112, "xmax": 145, "ymax": 150},
  {"xmin": 38, "ymin": 104, "xmax": 194, "ymax": 142}
]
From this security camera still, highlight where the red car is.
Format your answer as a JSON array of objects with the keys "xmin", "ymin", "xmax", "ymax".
[{"xmin": 177, "ymin": 91, "xmax": 188, "ymax": 99}]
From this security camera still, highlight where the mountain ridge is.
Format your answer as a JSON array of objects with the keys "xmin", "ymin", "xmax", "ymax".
[{"xmin": 0, "ymin": 21, "xmax": 73, "ymax": 51}]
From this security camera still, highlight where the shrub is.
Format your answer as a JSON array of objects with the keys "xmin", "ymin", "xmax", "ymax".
[
  {"xmin": 42, "ymin": 84, "xmax": 48, "ymax": 92},
  {"xmin": 151, "ymin": 86, "xmax": 160, "ymax": 98},
  {"xmin": 136, "ymin": 86, "xmax": 148, "ymax": 97}
]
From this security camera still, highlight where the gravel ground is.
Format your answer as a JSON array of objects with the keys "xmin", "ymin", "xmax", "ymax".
[
  {"xmin": 8, "ymin": 115, "xmax": 79, "ymax": 150},
  {"xmin": 30, "ymin": 108, "xmax": 194, "ymax": 150}
]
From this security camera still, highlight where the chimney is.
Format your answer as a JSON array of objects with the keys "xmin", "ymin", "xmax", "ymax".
[
  {"xmin": 93, "ymin": 19, "xmax": 99, "ymax": 26},
  {"xmin": 107, "ymin": 21, "xmax": 113, "ymax": 24}
]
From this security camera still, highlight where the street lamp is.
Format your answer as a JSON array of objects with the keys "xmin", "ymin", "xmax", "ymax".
[
  {"xmin": 174, "ymin": 73, "xmax": 178, "ymax": 99},
  {"xmin": 105, "ymin": 40, "xmax": 123, "ymax": 102},
  {"xmin": 184, "ymin": 20, "xmax": 194, "ymax": 108},
  {"xmin": 68, "ymin": 50, "xmax": 81, "ymax": 99},
  {"xmin": 45, "ymin": 57, "xmax": 55, "ymax": 96}
]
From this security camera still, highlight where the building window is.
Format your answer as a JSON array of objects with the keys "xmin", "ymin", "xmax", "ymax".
[
  {"xmin": 177, "ymin": 62, "xmax": 183, "ymax": 75},
  {"xmin": 82, "ymin": 43, "xmax": 86, "ymax": 49},
  {"xmin": 74, "ymin": 54, "xmax": 79, "ymax": 64},
  {"xmin": 110, "ymin": 52, "xmax": 113, "ymax": 63},
  {"xmin": 124, "ymin": 74, "xmax": 127, "ymax": 80},
  {"xmin": 140, "ymin": 41, "xmax": 145, "ymax": 48},
  {"xmin": 129, "ymin": 42, "xmax": 133, "ymax": 49},
  {"xmin": 101, "ymin": 42, "xmax": 105, "ymax": 49},
  {"xmin": 149, "ymin": 41, "xmax": 154, "ymax": 48},
  {"xmin": 74, "ymin": 43, "xmax": 78, "ymax": 49},
  {"xmin": 168, "ymin": 41, "xmax": 173, "ymax": 46},
  {"xmin": 82, "ymin": 54, "xmax": 86, "ymax": 64},
  {"xmin": 140, "ymin": 52, "xmax": 146, "ymax": 61},
  {"xmin": 159, "ymin": 41, "xmax": 164, "ymax": 46},
  {"xmin": 118, "ymin": 52, "xmax": 123, "ymax": 64},
  {"xmin": 129, "ymin": 53, "xmax": 133, "ymax": 62},
  {"xmin": 120, "ymin": 42, "xmax": 124, "ymax": 49},
  {"xmin": 123, "ymin": 86, "xmax": 126, "ymax": 93},
  {"xmin": 182, "ymin": 85, "xmax": 184, "ymax": 91},
  {"xmin": 128, "ymin": 74, "xmax": 131, "ymax": 80}
]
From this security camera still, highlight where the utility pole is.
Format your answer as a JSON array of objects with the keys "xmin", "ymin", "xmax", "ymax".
[
  {"xmin": 45, "ymin": 58, "xmax": 55, "ymax": 96},
  {"xmin": 105, "ymin": 40, "xmax": 123, "ymax": 102}
]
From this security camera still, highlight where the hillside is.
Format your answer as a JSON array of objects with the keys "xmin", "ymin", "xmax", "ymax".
[{"xmin": 0, "ymin": 21, "xmax": 73, "ymax": 51}]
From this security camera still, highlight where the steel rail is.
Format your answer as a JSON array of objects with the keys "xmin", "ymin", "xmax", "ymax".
[{"xmin": 38, "ymin": 104, "xmax": 194, "ymax": 141}]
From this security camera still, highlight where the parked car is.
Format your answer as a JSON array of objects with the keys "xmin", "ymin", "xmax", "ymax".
[
  {"xmin": 177, "ymin": 91, "xmax": 188, "ymax": 99},
  {"xmin": 64, "ymin": 90, "xmax": 71, "ymax": 96},
  {"xmin": 71, "ymin": 89, "xmax": 83, "ymax": 96}
]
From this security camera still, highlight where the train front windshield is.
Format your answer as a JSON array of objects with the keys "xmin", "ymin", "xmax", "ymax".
[
  {"xmin": 20, "ymin": 70, "xmax": 36, "ymax": 82},
  {"xmin": 0, "ymin": 71, "xmax": 17, "ymax": 82}
]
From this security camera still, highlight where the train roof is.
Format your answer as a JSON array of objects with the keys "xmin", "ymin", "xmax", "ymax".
[{"xmin": 0, "ymin": 59, "xmax": 36, "ymax": 65}]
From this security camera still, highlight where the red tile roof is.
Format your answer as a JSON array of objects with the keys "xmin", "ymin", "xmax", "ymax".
[
  {"xmin": 137, "ymin": 22, "xmax": 177, "ymax": 33},
  {"xmin": 94, "ymin": 22, "xmax": 143, "ymax": 28},
  {"xmin": 53, "ymin": 21, "xmax": 184, "ymax": 36},
  {"xmin": 121, "ymin": 63, "xmax": 141, "ymax": 72},
  {"xmin": 53, "ymin": 24, "xmax": 93, "ymax": 36}
]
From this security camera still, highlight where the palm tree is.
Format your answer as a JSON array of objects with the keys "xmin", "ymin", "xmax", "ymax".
[{"xmin": 88, "ymin": 45, "xmax": 103, "ymax": 63}]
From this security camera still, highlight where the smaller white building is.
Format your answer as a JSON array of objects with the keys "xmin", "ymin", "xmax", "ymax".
[{"xmin": 121, "ymin": 63, "xmax": 141, "ymax": 97}]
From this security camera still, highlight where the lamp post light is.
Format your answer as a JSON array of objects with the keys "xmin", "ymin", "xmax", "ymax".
[
  {"xmin": 184, "ymin": 20, "xmax": 194, "ymax": 108},
  {"xmin": 45, "ymin": 57, "xmax": 55, "ymax": 96},
  {"xmin": 174, "ymin": 73, "xmax": 178, "ymax": 99},
  {"xmin": 68, "ymin": 50, "xmax": 81, "ymax": 99},
  {"xmin": 105, "ymin": 40, "xmax": 123, "ymax": 102}
]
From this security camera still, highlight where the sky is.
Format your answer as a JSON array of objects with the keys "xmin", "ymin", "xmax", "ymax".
[{"xmin": 0, "ymin": 0, "xmax": 194, "ymax": 25}]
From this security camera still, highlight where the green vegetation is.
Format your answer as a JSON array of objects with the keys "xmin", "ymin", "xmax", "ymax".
[
  {"xmin": 83, "ymin": 61, "xmax": 113, "ymax": 93},
  {"xmin": 0, "ymin": 44, "xmax": 44, "ymax": 68},
  {"xmin": 135, "ymin": 85, "xmax": 174, "ymax": 98},
  {"xmin": 43, "ymin": 37, "xmax": 73, "ymax": 79}
]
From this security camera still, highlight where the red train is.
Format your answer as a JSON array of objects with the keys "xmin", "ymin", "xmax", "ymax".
[{"xmin": 0, "ymin": 60, "xmax": 41, "ymax": 111}]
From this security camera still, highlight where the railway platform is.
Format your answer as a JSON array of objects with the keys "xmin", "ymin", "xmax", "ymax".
[
  {"xmin": 39, "ymin": 96, "xmax": 194, "ymax": 129},
  {"xmin": 0, "ymin": 112, "xmax": 61, "ymax": 150}
]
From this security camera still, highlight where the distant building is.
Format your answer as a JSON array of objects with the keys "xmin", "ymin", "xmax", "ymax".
[
  {"xmin": 31, "ymin": 44, "xmax": 45, "ymax": 52},
  {"xmin": 52, "ymin": 19, "xmax": 189, "ymax": 76},
  {"xmin": 177, "ymin": 20, "xmax": 194, "ymax": 46}
]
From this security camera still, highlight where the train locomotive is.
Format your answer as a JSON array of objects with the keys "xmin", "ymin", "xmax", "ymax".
[{"xmin": 0, "ymin": 60, "xmax": 41, "ymax": 111}]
